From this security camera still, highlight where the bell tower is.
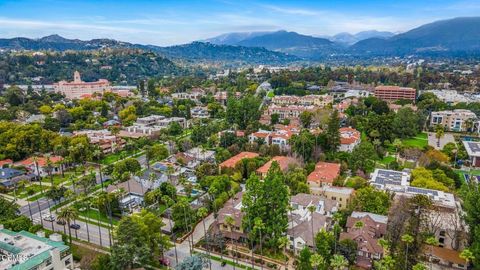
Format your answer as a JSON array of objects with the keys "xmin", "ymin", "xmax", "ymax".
[{"xmin": 73, "ymin": 70, "xmax": 81, "ymax": 83}]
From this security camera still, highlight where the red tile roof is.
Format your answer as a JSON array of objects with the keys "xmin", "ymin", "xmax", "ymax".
[
  {"xmin": 307, "ymin": 162, "xmax": 341, "ymax": 184},
  {"xmin": 17, "ymin": 156, "xmax": 64, "ymax": 167},
  {"xmin": 219, "ymin": 152, "xmax": 259, "ymax": 168},
  {"xmin": 0, "ymin": 159, "xmax": 13, "ymax": 167},
  {"xmin": 256, "ymin": 156, "xmax": 298, "ymax": 175},
  {"xmin": 339, "ymin": 127, "xmax": 361, "ymax": 145}
]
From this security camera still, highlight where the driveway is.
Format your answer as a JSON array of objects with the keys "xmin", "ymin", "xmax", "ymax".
[{"xmin": 428, "ymin": 132, "xmax": 455, "ymax": 150}]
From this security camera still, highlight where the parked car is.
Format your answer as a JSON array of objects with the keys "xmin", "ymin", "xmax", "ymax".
[
  {"xmin": 42, "ymin": 214, "xmax": 55, "ymax": 222},
  {"xmin": 56, "ymin": 220, "xmax": 66, "ymax": 225},
  {"xmin": 70, "ymin": 224, "xmax": 81, "ymax": 230},
  {"xmin": 159, "ymin": 258, "xmax": 170, "ymax": 266}
]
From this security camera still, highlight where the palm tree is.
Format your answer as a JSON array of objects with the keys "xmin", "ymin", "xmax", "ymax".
[
  {"xmin": 307, "ymin": 205, "xmax": 316, "ymax": 250},
  {"xmin": 425, "ymin": 236, "xmax": 439, "ymax": 270},
  {"xmin": 162, "ymin": 196, "xmax": 178, "ymax": 264},
  {"xmin": 253, "ymin": 217, "xmax": 265, "ymax": 270},
  {"xmin": 354, "ymin": 221, "xmax": 364, "ymax": 229},
  {"xmin": 310, "ymin": 254, "xmax": 325, "ymax": 270},
  {"xmin": 197, "ymin": 207, "xmax": 211, "ymax": 270},
  {"xmin": 392, "ymin": 138, "xmax": 402, "ymax": 162},
  {"xmin": 435, "ymin": 125, "xmax": 444, "ymax": 147},
  {"xmin": 225, "ymin": 215, "xmax": 237, "ymax": 270},
  {"xmin": 330, "ymin": 254, "xmax": 348, "ymax": 270},
  {"xmin": 58, "ymin": 206, "xmax": 79, "ymax": 245},
  {"xmin": 378, "ymin": 238, "xmax": 390, "ymax": 256},
  {"xmin": 401, "ymin": 233, "xmax": 414, "ymax": 270},
  {"xmin": 460, "ymin": 249, "xmax": 474, "ymax": 267},
  {"xmin": 332, "ymin": 212, "xmax": 342, "ymax": 254}
]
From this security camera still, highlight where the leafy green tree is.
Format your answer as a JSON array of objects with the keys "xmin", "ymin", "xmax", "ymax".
[
  {"xmin": 300, "ymin": 111, "xmax": 314, "ymax": 128},
  {"xmin": 290, "ymin": 130, "xmax": 315, "ymax": 162},
  {"xmin": 324, "ymin": 110, "xmax": 341, "ymax": 152},
  {"xmin": 337, "ymin": 239, "xmax": 357, "ymax": 265},
  {"xmin": 330, "ymin": 254, "xmax": 348, "ymax": 270},
  {"xmin": 310, "ymin": 254, "xmax": 325, "ymax": 270},
  {"xmin": 297, "ymin": 247, "xmax": 313, "ymax": 270},
  {"xmin": 315, "ymin": 229, "xmax": 334, "ymax": 262},
  {"xmin": 349, "ymin": 186, "xmax": 391, "ymax": 215},
  {"xmin": 242, "ymin": 163, "xmax": 289, "ymax": 250},
  {"xmin": 349, "ymin": 141, "xmax": 378, "ymax": 173}
]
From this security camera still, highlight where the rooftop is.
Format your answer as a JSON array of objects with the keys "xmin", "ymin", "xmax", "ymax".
[
  {"xmin": 307, "ymin": 162, "xmax": 341, "ymax": 184},
  {"xmin": 219, "ymin": 152, "xmax": 259, "ymax": 169},
  {"xmin": 256, "ymin": 156, "xmax": 298, "ymax": 175},
  {"xmin": 463, "ymin": 140, "xmax": 480, "ymax": 157},
  {"xmin": 0, "ymin": 228, "xmax": 69, "ymax": 270}
]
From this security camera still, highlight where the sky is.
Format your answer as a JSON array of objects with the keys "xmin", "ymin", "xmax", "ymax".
[{"xmin": 0, "ymin": 0, "xmax": 479, "ymax": 46}]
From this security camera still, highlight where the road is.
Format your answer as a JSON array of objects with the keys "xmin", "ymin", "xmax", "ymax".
[{"xmin": 31, "ymin": 211, "xmax": 112, "ymax": 247}]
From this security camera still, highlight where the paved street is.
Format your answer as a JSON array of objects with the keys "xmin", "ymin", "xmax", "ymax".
[{"xmin": 31, "ymin": 211, "xmax": 112, "ymax": 247}]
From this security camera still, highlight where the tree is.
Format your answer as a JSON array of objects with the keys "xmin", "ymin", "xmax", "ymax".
[
  {"xmin": 349, "ymin": 141, "xmax": 378, "ymax": 173},
  {"xmin": 401, "ymin": 234, "xmax": 414, "ymax": 270},
  {"xmin": 300, "ymin": 111, "xmax": 314, "ymax": 128},
  {"xmin": 270, "ymin": 113, "xmax": 280, "ymax": 125},
  {"xmin": 373, "ymin": 255, "xmax": 396, "ymax": 270},
  {"xmin": 349, "ymin": 186, "xmax": 391, "ymax": 215},
  {"xmin": 175, "ymin": 255, "xmax": 209, "ymax": 270},
  {"xmin": 57, "ymin": 206, "xmax": 79, "ymax": 245},
  {"xmin": 435, "ymin": 124, "xmax": 444, "ymax": 147},
  {"xmin": 344, "ymin": 176, "xmax": 368, "ymax": 190},
  {"xmin": 315, "ymin": 229, "xmax": 334, "ymax": 262},
  {"xmin": 325, "ymin": 110, "xmax": 341, "ymax": 152},
  {"xmin": 310, "ymin": 254, "xmax": 325, "ymax": 270},
  {"xmin": 119, "ymin": 105, "xmax": 137, "ymax": 126},
  {"xmin": 197, "ymin": 207, "xmax": 212, "ymax": 270},
  {"xmin": 425, "ymin": 237, "xmax": 439, "ymax": 270},
  {"xmin": 460, "ymin": 249, "xmax": 474, "ymax": 266},
  {"xmin": 330, "ymin": 254, "xmax": 348, "ymax": 270},
  {"xmin": 290, "ymin": 130, "xmax": 315, "ymax": 162},
  {"xmin": 168, "ymin": 122, "xmax": 183, "ymax": 136},
  {"xmin": 297, "ymin": 247, "xmax": 313, "ymax": 270},
  {"xmin": 337, "ymin": 239, "xmax": 357, "ymax": 265},
  {"xmin": 412, "ymin": 263, "xmax": 428, "ymax": 270},
  {"xmin": 242, "ymin": 163, "xmax": 289, "ymax": 251}
]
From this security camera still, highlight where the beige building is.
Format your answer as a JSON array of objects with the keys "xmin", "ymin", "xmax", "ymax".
[
  {"xmin": 54, "ymin": 71, "xmax": 111, "ymax": 99},
  {"xmin": 311, "ymin": 186, "xmax": 355, "ymax": 210},
  {"xmin": 430, "ymin": 109, "xmax": 478, "ymax": 132}
]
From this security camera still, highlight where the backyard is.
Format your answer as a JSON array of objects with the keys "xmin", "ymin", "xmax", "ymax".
[{"xmin": 402, "ymin": 132, "xmax": 428, "ymax": 148}]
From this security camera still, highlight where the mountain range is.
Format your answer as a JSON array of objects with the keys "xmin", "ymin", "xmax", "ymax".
[{"xmin": 0, "ymin": 17, "xmax": 479, "ymax": 63}]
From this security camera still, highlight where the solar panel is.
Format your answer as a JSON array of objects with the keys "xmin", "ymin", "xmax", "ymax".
[{"xmin": 468, "ymin": 142, "xmax": 480, "ymax": 153}]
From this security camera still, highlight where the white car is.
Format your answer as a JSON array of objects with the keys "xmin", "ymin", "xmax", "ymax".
[{"xmin": 42, "ymin": 214, "xmax": 56, "ymax": 222}]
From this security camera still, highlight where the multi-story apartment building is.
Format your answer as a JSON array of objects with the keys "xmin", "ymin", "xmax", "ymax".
[
  {"xmin": 266, "ymin": 104, "xmax": 315, "ymax": 121},
  {"xmin": 374, "ymin": 85, "xmax": 416, "ymax": 102},
  {"xmin": 171, "ymin": 88, "xmax": 205, "ymax": 102},
  {"xmin": 54, "ymin": 71, "xmax": 111, "ymax": 99},
  {"xmin": 0, "ymin": 227, "xmax": 73, "ymax": 270},
  {"xmin": 430, "ymin": 109, "xmax": 478, "ymax": 132},
  {"xmin": 271, "ymin": 95, "xmax": 333, "ymax": 107},
  {"xmin": 125, "ymin": 115, "xmax": 188, "ymax": 136},
  {"xmin": 73, "ymin": 129, "xmax": 126, "ymax": 154}
]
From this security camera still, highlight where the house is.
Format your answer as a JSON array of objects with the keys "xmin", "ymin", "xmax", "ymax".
[
  {"xmin": 103, "ymin": 119, "xmax": 121, "ymax": 128},
  {"xmin": 248, "ymin": 130, "xmax": 271, "ymax": 145},
  {"xmin": 287, "ymin": 193, "xmax": 338, "ymax": 253},
  {"xmin": 0, "ymin": 159, "xmax": 13, "ymax": 168},
  {"xmin": 430, "ymin": 110, "xmax": 478, "ymax": 132},
  {"xmin": 172, "ymin": 147, "xmax": 216, "ymax": 169},
  {"xmin": 171, "ymin": 88, "xmax": 205, "ymax": 102},
  {"xmin": 15, "ymin": 156, "xmax": 64, "ymax": 177},
  {"xmin": 0, "ymin": 168, "xmax": 34, "ymax": 189},
  {"xmin": 211, "ymin": 192, "xmax": 247, "ymax": 241},
  {"xmin": 106, "ymin": 179, "xmax": 147, "ymax": 210},
  {"xmin": 256, "ymin": 156, "xmax": 299, "ymax": 178},
  {"xmin": 463, "ymin": 140, "xmax": 480, "ymax": 167},
  {"xmin": 313, "ymin": 186, "xmax": 355, "ymax": 210},
  {"xmin": 423, "ymin": 245, "xmax": 467, "ymax": 270},
  {"xmin": 0, "ymin": 227, "xmax": 73, "ymax": 270},
  {"xmin": 191, "ymin": 106, "xmax": 210, "ymax": 119},
  {"xmin": 266, "ymin": 104, "xmax": 315, "ymax": 121},
  {"xmin": 340, "ymin": 212, "xmax": 388, "ymax": 269},
  {"xmin": 123, "ymin": 115, "xmax": 188, "ymax": 138},
  {"xmin": 370, "ymin": 168, "xmax": 457, "ymax": 210},
  {"xmin": 339, "ymin": 127, "xmax": 361, "ymax": 152},
  {"xmin": 249, "ymin": 125, "xmax": 299, "ymax": 152},
  {"xmin": 307, "ymin": 162, "xmax": 341, "ymax": 188},
  {"xmin": 219, "ymin": 152, "xmax": 259, "ymax": 171}
]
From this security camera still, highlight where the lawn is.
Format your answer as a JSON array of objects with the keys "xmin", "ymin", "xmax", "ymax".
[
  {"xmin": 379, "ymin": 156, "xmax": 396, "ymax": 165},
  {"xmin": 10, "ymin": 184, "xmax": 49, "ymax": 199},
  {"xmin": 402, "ymin": 133, "xmax": 428, "ymax": 148},
  {"xmin": 100, "ymin": 149, "xmax": 141, "ymax": 165},
  {"xmin": 41, "ymin": 171, "xmax": 77, "ymax": 185},
  {"xmin": 77, "ymin": 208, "xmax": 119, "ymax": 225}
]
